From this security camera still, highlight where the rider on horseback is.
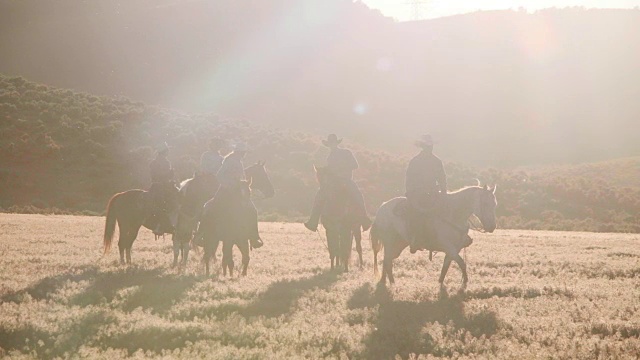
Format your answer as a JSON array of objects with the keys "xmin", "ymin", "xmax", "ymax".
[
  {"xmin": 304, "ymin": 134, "xmax": 372, "ymax": 232},
  {"xmin": 405, "ymin": 134, "xmax": 447, "ymax": 254},
  {"xmin": 201, "ymin": 142, "xmax": 263, "ymax": 249},
  {"xmin": 200, "ymin": 137, "xmax": 226, "ymax": 176},
  {"xmin": 149, "ymin": 142, "xmax": 177, "ymax": 236}
]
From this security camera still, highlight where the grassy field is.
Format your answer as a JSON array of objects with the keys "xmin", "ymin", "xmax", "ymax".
[{"xmin": 0, "ymin": 214, "xmax": 639, "ymax": 359}]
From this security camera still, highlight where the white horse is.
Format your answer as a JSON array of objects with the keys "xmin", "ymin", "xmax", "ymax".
[{"xmin": 371, "ymin": 185, "xmax": 497, "ymax": 287}]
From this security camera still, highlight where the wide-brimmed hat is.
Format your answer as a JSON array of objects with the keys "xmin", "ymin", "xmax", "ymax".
[
  {"xmin": 232, "ymin": 142, "xmax": 249, "ymax": 152},
  {"xmin": 156, "ymin": 142, "xmax": 169, "ymax": 153},
  {"xmin": 209, "ymin": 137, "xmax": 226, "ymax": 148},
  {"xmin": 322, "ymin": 134, "xmax": 342, "ymax": 147},
  {"xmin": 415, "ymin": 134, "xmax": 435, "ymax": 148}
]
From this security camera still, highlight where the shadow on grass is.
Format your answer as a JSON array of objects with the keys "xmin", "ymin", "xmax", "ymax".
[
  {"xmin": 0, "ymin": 309, "xmax": 117, "ymax": 359},
  {"xmin": 1, "ymin": 265, "xmax": 100, "ymax": 303},
  {"xmin": 241, "ymin": 270, "xmax": 339, "ymax": 318},
  {"xmin": 71, "ymin": 268, "xmax": 199, "ymax": 314},
  {"xmin": 169, "ymin": 270, "xmax": 340, "ymax": 322},
  {"xmin": 352, "ymin": 283, "xmax": 500, "ymax": 359},
  {"xmin": 1, "ymin": 264, "xmax": 200, "ymax": 315}
]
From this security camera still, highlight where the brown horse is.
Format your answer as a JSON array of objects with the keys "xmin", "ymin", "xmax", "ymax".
[
  {"xmin": 172, "ymin": 174, "xmax": 219, "ymax": 267},
  {"xmin": 102, "ymin": 182, "xmax": 180, "ymax": 264},
  {"xmin": 200, "ymin": 162, "xmax": 275, "ymax": 276},
  {"xmin": 315, "ymin": 166, "xmax": 364, "ymax": 272},
  {"xmin": 371, "ymin": 185, "xmax": 497, "ymax": 288}
]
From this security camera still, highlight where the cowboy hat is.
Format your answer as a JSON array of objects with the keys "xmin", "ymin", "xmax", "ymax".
[
  {"xmin": 209, "ymin": 137, "xmax": 226, "ymax": 148},
  {"xmin": 415, "ymin": 134, "xmax": 435, "ymax": 148},
  {"xmin": 156, "ymin": 142, "xmax": 169, "ymax": 153},
  {"xmin": 232, "ymin": 142, "xmax": 249, "ymax": 152},
  {"xmin": 322, "ymin": 134, "xmax": 342, "ymax": 147}
]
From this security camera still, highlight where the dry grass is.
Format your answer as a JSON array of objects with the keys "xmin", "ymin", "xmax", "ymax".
[{"xmin": 0, "ymin": 214, "xmax": 639, "ymax": 359}]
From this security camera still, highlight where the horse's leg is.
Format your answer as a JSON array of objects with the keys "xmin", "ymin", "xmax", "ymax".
[
  {"xmin": 222, "ymin": 240, "xmax": 234, "ymax": 277},
  {"xmin": 204, "ymin": 249, "xmax": 211, "ymax": 276},
  {"xmin": 238, "ymin": 240, "xmax": 250, "ymax": 276},
  {"xmin": 449, "ymin": 253, "xmax": 468, "ymax": 288},
  {"xmin": 125, "ymin": 232, "xmax": 133, "ymax": 264},
  {"xmin": 182, "ymin": 239, "xmax": 190, "ymax": 267},
  {"xmin": 381, "ymin": 246, "xmax": 394, "ymax": 285},
  {"xmin": 326, "ymin": 227, "xmax": 337, "ymax": 270},
  {"xmin": 439, "ymin": 254, "xmax": 453, "ymax": 285},
  {"xmin": 122, "ymin": 229, "xmax": 134, "ymax": 265},
  {"xmin": 117, "ymin": 221, "xmax": 126, "ymax": 265},
  {"xmin": 172, "ymin": 236, "xmax": 180, "ymax": 267},
  {"xmin": 343, "ymin": 229, "xmax": 353, "ymax": 273},
  {"xmin": 354, "ymin": 228, "xmax": 363, "ymax": 269},
  {"xmin": 385, "ymin": 240, "xmax": 406, "ymax": 285},
  {"xmin": 202, "ymin": 229, "xmax": 218, "ymax": 276},
  {"xmin": 126, "ymin": 226, "xmax": 141, "ymax": 265}
]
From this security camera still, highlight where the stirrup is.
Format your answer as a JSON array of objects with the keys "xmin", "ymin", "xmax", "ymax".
[{"xmin": 250, "ymin": 238, "xmax": 263, "ymax": 249}]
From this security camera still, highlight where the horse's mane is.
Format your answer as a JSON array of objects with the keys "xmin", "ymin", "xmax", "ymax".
[
  {"xmin": 447, "ymin": 185, "xmax": 482, "ymax": 195},
  {"xmin": 179, "ymin": 178, "xmax": 192, "ymax": 193}
]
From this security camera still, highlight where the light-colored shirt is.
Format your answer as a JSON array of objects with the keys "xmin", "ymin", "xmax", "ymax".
[
  {"xmin": 200, "ymin": 151, "xmax": 223, "ymax": 175},
  {"xmin": 216, "ymin": 152, "xmax": 245, "ymax": 188},
  {"xmin": 327, "ymin": 147, "xmax": 359, "ymax": 179}
]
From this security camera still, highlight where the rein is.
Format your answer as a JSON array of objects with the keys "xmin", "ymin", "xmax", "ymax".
[
  {"xmin": 313, "ymin": 225, "xmax": 330, "ymax": 252},
  {"xmin": 467, "ymin": 215, "xmax": 486, "ymax": 233}
]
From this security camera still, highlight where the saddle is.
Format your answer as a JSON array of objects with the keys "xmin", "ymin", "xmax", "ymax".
[{"xmin": 144, "ymin": 181, "xmax": 179, "ymax": 235}]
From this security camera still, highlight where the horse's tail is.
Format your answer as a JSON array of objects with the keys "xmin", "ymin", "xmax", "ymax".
[
  {"xmin": 103, "ymin": 193, "xmax": 119, "ymax": 255},
  {"xmin": 370, "ymin": 220, "xmax": 383, "ymax": 276}
]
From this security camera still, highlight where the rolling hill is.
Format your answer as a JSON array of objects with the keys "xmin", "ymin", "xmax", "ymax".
[
  {"xmin": 1, "ymin": 1, "xmax": 639, "ymax": 165},
  {"xmin": 1, "ymin": 74, "xmax": 639, "ymax": 232}
]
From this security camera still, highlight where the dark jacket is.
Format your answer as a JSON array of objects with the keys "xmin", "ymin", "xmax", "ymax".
[
  {"xmin": 327, "ymin": 147, "xmax": 358, "ymax": 179},
  {"xmin": 405, "ymin": 150, "xmax": 447, "ymax": 197},
  {"xmin": 150, "ymin": 156, "xmax": 173, "ymax": 183}
]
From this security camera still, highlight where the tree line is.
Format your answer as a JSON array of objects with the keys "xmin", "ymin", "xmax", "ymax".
[{"xmin": 1, "ymin": 74, "xmax": 639, "ymax": 232}]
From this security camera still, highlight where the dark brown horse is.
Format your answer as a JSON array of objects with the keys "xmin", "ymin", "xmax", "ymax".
[
  {"xmin": 200, "ymin": 162, "xmax": 275, "ymax": 276},
  {"xmin": 103, "ymin": 182, "xmax": 180, "ymax": 264},
  {"xmin": 315, "ymin": 166, "xmax": 364, "ymax": 272},
  {"xmin": 172, "ymin": 174, "xmax": 219, "ymax": 267}
]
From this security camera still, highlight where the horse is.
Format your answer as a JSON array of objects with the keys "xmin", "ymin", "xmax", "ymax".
[
  {"xmin": 171, "ymin": 173, "xmax": 218, "ymax": 268},
  {"xmin": 315, "ymin": 166, "xmax": 364, "ymax": 272},
  {"xmin": 102, "ymin": 182, "xmax": 180, "ymax": 264},
  {"xmin": 371, "ymin": 185, "xmax": 497, "ymax": 288},
  {"xmin": 200, "ymin": 162, "xmax": 275, "ymax": 276}
]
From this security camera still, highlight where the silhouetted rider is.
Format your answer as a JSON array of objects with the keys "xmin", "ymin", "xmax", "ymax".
[
  {"xmin": 405, "ymin": 134, "xmax": 447, "ymax": 253},
  {"xmin": 304, "ymin": 134, "xmax": 371, "ymax": 232},
  {"xmin": 202, "ymin": 142, "xmax": 263, "ymax": 249},
  {"xmin": 149, "ymin": 142, "xmax": 177, "ymax": 235}
]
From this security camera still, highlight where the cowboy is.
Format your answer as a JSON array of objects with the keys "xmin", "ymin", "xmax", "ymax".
[
  {"xmin": 405, "ymin": 134, "xmax": 447, "ymax": 253},
  {"xmin": 304, "ymin": 134, "xmax": 371, "ymax": 232},
  {"xmin": 200, "ymin": 137, "xmax": 226, "ymax": 176},
  {"xmin": 201, "ymin": 142, "xmax": 263, "ymax": 249},
  {"xmin": 148, "ymin": 142, "xmax": 176, "ymax": 235}
]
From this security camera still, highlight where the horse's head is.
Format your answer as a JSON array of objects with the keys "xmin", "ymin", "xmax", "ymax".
[
  {"xmin": 245, "ymin": 161, "xmax": 275, "ymax": 198},
  {"xmin": 473, "ymin": 185, "xmax": 497, "ymax": 233}
]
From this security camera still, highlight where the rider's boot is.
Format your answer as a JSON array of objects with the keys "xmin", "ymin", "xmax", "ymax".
[
  {"xmin": 304, "ymin": 220, "xmax": 318, "ymax": 232},
  {"xmin": 304, "ymin": 190, "xmax": 323, "ymax": 232},
  {"xmin": 408, "ymin": 213, "xmax": 423, "ymax": 254},
  {"xmin": 361, "ymin": 215, "xmax": 372, "ymax": 232},
  {"xmin": 249, "ymin": 227, "xmax": 263, "ymax": 249}
]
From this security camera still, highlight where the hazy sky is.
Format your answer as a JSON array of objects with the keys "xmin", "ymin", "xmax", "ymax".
[{"xmin": 363, "ymin": 0, "xmax": 640, "ymax": 20}]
